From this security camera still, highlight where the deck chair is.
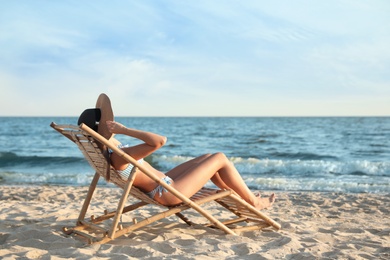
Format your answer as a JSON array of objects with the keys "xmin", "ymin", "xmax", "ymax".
[{"xmin": 50, "ymin": 122, "xmax": 281, "ymax": 244}]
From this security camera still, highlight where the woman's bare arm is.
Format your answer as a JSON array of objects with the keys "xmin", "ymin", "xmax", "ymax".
[{"xmin": 106, "ymin": 120, "xmax": 167, "ymax": 148}]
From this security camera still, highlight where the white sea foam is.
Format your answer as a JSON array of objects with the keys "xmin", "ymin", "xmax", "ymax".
[
  {"xmin": 153, "ymin": 155, "xmax": 390, "ymax": 177},
  {"xmin": 150, "ymin": 155, "xmax": 390, "ymax": 193}
]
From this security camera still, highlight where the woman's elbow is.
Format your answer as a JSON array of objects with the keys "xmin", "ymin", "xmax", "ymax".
[
  {"xmin": 153, "ymin": 136, "xmax": 167, "ymax": 148},
  {"xmin": 160, "ymin": 136, "xmax": 167, "ymax": 147}
]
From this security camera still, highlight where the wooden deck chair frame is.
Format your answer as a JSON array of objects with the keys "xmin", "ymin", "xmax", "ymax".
[{"xmin": 51, "ymin": 122, "xmax": 281, "ymax": 244}]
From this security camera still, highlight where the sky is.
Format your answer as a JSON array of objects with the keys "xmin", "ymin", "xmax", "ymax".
[{"xmin": 0, "ymin": 0, "xmax": 389, "ymax": 117}]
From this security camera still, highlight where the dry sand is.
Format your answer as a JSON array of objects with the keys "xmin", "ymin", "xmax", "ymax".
[{"xmin": 0, "ymin": 185, "xmax": 389, "ymax": 259}]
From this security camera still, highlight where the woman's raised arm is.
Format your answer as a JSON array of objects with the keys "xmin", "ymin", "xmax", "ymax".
[{"xmin": 106, "ymin": 120, "xmax": 167, "ymax": 148}]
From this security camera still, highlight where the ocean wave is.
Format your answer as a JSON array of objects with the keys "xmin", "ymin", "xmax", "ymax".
[
  {"xmin": 242, "ymin": 176, "xmax": 390, "ymax": 193},
  {"xmin": 0, "ymin": 170, "xmax": 110, "ymax": 186},
  {"xmin": 1, "ymin": 153, "xmax": 389, "ymax": 192},
  {"xmin": 150, "ymin": 154, "xmax": 390, "ymax": 177},
  {"xmin": 269, "ymin": 152, "xmax": 338, "ymax": 160},
  {"xmin": 233, "ymin": 157, "xmax": 390, "ymax": 177},
  {"xmin": 0, "ymin": 152, "xmax": 85, "ymax": 167},
  {"xmin": 2, "ymin": 152, "xmax": 389, "ymax": 179}
]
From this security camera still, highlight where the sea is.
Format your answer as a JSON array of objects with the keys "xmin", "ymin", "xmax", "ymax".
[{"xmin": 1, "ymin": 117, "xmax": 389, "ymax": 193}]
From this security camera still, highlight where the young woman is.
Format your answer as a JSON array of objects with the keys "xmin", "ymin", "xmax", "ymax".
[{"xmin": 105, "ymin": 120, "xmax": 275, "ymax": 210}]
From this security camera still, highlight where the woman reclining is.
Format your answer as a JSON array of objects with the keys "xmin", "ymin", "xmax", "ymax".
[{"xmin": 105, "ymin": 120, "xmax": 275, "ymax": 210}]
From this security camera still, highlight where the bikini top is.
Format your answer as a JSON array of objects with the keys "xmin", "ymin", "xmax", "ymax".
[
  {"xmin": 108, "ymin": 144, "xmax": 144, "ymax": 180},
  {"xmin": 115, "ymin": 159, "xmax": 144, "ymax": 180}
]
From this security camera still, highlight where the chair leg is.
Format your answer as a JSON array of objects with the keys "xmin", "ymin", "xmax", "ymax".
[
  {"xmin": 108, "ymin": 171, "xmax": 137, "ymax": 239},
  {"xmin": 77, "ymin": 172, "xmax": 100, "ymax": 223},
  {"xmin": 175, "ymin": 212, "xmax": 195, "ymax": 226}
]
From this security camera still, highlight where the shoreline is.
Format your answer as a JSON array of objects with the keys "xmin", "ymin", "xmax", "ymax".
[{"xmin": 1, "ymin": 185, "xmax": 389, "ymax": 259}]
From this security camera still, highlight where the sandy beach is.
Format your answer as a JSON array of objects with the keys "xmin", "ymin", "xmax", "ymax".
[{"xmin": 0, "ymin": 185, "xmax": 389, "ymax": 259}]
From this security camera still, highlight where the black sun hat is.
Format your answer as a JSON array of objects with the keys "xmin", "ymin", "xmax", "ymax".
[
  {"xmin": 77, "ymin": 108, "xmax": 101, "ymax": 132},
  {"xmin": 77, "ymin": 93, "xmax": 114, "ymax": 140}
]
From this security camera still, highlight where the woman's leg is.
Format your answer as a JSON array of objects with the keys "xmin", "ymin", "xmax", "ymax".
[
  {"xmin": 165, "ymin": 154, "xmax": 232, "ymax": 191},
  {"xmin": 165, "ymin": 154, "xmax": 211, "ymax": 179},
  {"xmin": 158, "ymin": 152, "xmax": 275, "ymax": 210}
]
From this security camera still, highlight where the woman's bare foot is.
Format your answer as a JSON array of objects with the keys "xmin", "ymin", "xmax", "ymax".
[{"xmin": 254, "ymin": 193, "xmax": 276, "ymax": 210}]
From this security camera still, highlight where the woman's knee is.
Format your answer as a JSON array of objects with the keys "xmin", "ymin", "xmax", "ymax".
[{"xmin": 212, "ymin": 152, "xmax": 228, "ymax": 162}]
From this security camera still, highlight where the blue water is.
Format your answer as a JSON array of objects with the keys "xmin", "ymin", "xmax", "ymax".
[{"xmin": 1, "ymin": 117, "xmax": 389, "ymax": 193}]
